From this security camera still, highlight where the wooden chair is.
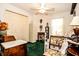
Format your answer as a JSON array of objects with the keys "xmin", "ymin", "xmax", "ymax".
[{"xmin": 67, "ymin": 47, "xmax": 79, "ymax": 56}]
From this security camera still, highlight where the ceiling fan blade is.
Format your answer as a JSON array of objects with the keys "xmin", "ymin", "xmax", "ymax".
[
  {"xmin": 35, "ymin": 12, "xmax": 48, "ymax": 15},
  {"xmin": 33, "ymin": 8, "xmax": 55, "ymax": 10},
  {"xmin": 46, "ymin": 8, "xmax": 55, "ymax": 11},
  {"xmin": 31, "ymin": 8, "xmax": 41, "ymax": 10}
]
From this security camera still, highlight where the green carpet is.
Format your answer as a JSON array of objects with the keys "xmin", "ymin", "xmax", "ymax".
[{"xmin": 27, "ymin": 40, "xmax": 44, "ymax": 56}]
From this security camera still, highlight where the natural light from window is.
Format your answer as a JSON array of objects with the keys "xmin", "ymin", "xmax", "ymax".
[{"xmin": 51, "ymin": 18, "xmax": 63, "ymax": 36}]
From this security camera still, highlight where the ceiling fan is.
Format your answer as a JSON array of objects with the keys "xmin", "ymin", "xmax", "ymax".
[{"xmin": 31, "ymin": 3, "xmax": 55, "ymax": 15}]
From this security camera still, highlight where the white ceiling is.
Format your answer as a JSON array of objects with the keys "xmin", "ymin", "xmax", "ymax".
[{"xmin": 11, "ymin": 3, "xmax": 72, "ymax": 14}]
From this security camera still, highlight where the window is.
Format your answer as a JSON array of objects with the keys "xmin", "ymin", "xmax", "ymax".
[{"xmin": 51, "ymin": 18, "xmax": 63, "ymax": 36}]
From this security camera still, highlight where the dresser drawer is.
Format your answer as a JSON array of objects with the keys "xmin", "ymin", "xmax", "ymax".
[
  {"xmin": 4, "ymin": 49, "xmax": 9, "ymax": 56},
  {"xmin": 9, "ymin": 47, "xmax": 18, "ymax": 54},
  {"xmin": 3, "ymin": 44, "xmax": 26, "ymax": 56}
]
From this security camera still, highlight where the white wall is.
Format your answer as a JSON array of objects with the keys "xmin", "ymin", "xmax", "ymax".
[
  {"xmin": 50, "ymin": 11, "xmax": 73, "ymax": 35},
  {"xmin": 30, "ymin": 14, "xmax": 53, "ymax": 42},
  {"xmin": 4, "ymin": 11, "xmax": 29, "ymax": 41},
  {"xmin": 0, "ymin": 4, "xmax": 32, "ymax": 42},
  {"xmin": 0, "ymin": 4, "xmax": 6, "ymax": 21},
  {"xmin": 31, "ymin": 11, "xmax": 74, "ymax": 42},
  {"xmin": 75, "ymin": 3, "xmax": 79, "ymax": 16}
]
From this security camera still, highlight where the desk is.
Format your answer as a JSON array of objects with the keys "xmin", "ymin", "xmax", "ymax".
[{"xmin": 1, "ymin": 40, "xmax": 27, "ymax": 56}]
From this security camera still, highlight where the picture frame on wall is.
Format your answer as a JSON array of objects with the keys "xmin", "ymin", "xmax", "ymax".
[
  {"xmin": 40, "ymin": 19, "xmax": 42, "ymax": 24},
  {"xmin": 45, "ymin": 23, "xmax": 49, "ymax": 39},
  {"xmin": 49, "ymin": 36, "xmax": 64, "ymax": 50},
  {"xmin": 37, "ymin": 32, "xmax": 45, "ymax": 40}
]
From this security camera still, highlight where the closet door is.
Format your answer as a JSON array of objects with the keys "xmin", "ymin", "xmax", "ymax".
[{"xmin": 4, "ymin": 10, "xmax": 29, "ymax": 41}]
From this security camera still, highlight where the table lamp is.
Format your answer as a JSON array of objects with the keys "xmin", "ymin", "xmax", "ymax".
[{"xmin": 70, "ymin": 16, "xmax": 79, "ymax": 35}]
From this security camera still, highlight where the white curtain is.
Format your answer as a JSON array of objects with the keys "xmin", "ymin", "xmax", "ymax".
[{"xmin": 51, "ymin": 18, "xmax": 63, "ymax": 36}]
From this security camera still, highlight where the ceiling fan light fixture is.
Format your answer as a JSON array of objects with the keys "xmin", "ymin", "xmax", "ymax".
[
  {"xmin": 39, "ymin": 9, "xmax": 46, "ymax": 13},
  {"xmin": 38, "ymin": 2, "xmax": 46, "ymax": 14}
]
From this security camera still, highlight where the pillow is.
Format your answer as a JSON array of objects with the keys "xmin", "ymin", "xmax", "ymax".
[{"xmin": 43, "ymin": 49, "xmax": 62, "ymax": 56}]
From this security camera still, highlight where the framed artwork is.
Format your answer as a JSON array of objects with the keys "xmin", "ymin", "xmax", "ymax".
[
  {"xmin": 40, "ymin": 19, "xmax": 42, "ymax": 23},
  {"xmin": 45, "ymin": 23, "xmax": 49, "ymax": 39},
  {"xmin": 39, "ymin": 25, "xmax": 43, "ymax": 31},
  {"xmin": 49, "ymin": 36, "xmax": 64, "ymax": 50},
  {"xmin": 37, "ymin": 32, "xmax": 45, "ymax": 40}
]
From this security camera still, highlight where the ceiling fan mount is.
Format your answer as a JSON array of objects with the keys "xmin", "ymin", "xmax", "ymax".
[{"xmin": 31, "ymin": 3, "xmax": 55, "ymax": 15}]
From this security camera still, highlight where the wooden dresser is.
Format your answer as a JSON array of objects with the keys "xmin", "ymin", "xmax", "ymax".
[
  {"xmin": 1, "ymin": 36, "xmax": 27, "ymax": 56},
  {"xmin": 3, "ymin": 44, "xmax": 26, "ymax": 56}
]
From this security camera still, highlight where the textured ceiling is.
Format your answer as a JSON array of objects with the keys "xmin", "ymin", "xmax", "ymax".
[{"xmin": 11, "ymin": 3, "xmax": 72, "ymax": 14}]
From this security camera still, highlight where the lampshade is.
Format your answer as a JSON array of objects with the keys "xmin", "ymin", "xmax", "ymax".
[
  {"xmin": 70, "ymin": 16, "xmax": 79, "ymax": 35},
  {"xmin": 70, "ymin": 16, "xmax": 79, "ymax": 26}
]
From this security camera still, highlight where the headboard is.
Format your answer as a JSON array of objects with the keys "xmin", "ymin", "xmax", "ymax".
[{"xmin": 49, "ymin": 35, "xmax": 65, "ymax": 50}]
